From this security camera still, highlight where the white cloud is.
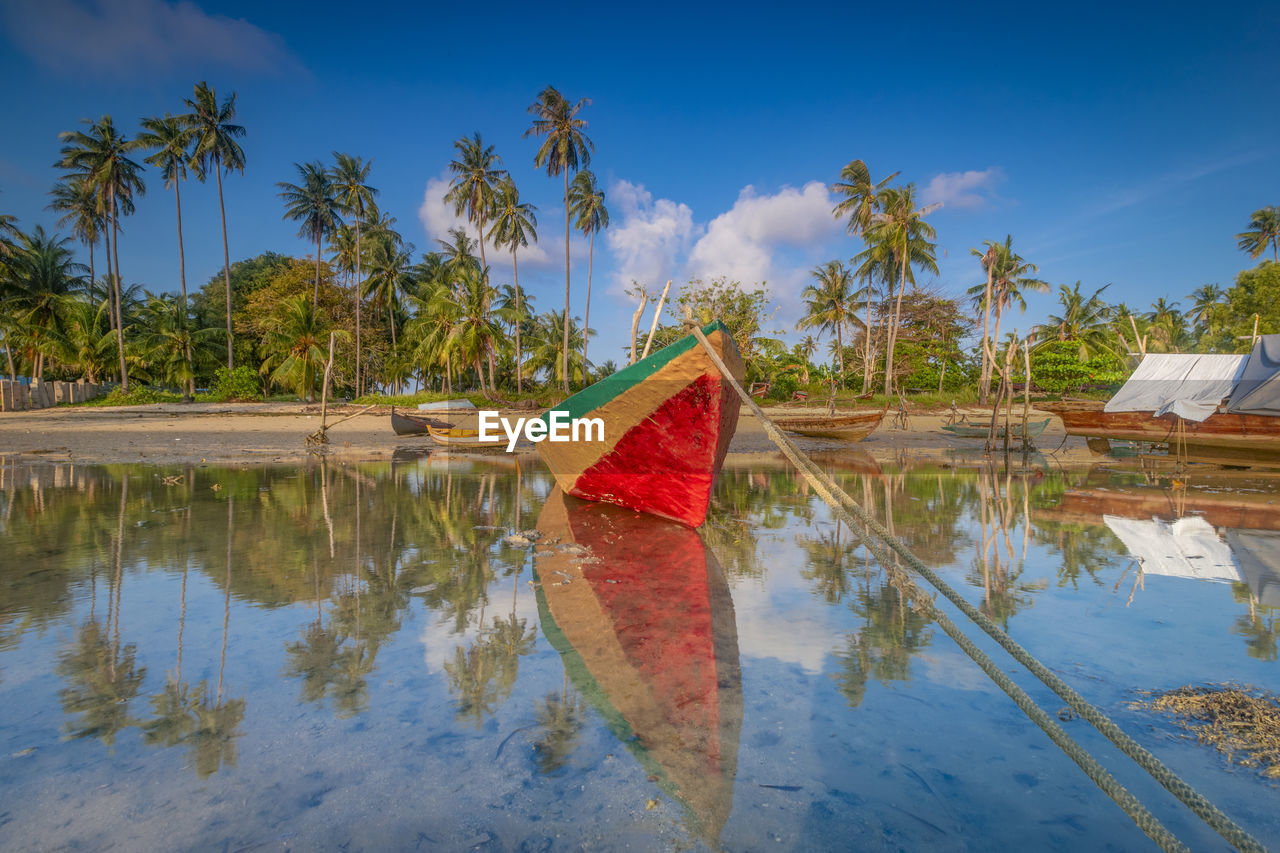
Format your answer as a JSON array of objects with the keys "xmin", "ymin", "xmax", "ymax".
[
  {"xmin": 417, "ymin": 172, "xmax": 550, "ymax": 268},
  {"xmin": 0, "ymin": 0, "xmax": 301, "ymax": 75},
  {"xmin": 604, "ymin": 179, "xmax": 696, "ymax": 294},
  {"xmin": 920, "ymin": 167, "xmax": 1004, "ymax": 210},
  {"xmin": 686, "ymin": 181, "xmax": 840, "ymax": 286}
]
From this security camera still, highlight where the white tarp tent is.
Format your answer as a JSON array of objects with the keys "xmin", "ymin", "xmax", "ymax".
[
  {"xmin": 1226, "ymin": 335, "xmax": 1280, "ymax": 416},
  {"xmin": 1104, "ymin": 353, "xmax": 1248, "ymax": 422}
]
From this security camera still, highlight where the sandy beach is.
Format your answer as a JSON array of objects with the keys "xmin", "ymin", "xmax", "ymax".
[{"xmin": 0, "ymin": 401, "xmax": 1100, "ymax": 466}]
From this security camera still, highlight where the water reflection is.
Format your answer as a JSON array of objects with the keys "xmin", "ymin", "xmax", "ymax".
[
  {"xmin": 533, "ymin": 488, "xmax": 742, "ymax": 844},
  {"xmin": 2, "ymin": 454, "xmax": 1278, "ymax": 848}
]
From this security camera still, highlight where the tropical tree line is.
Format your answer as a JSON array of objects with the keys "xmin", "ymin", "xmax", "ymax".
[{"xmin": 795, "ymin": 169, "xmax": 1280, "ymax": 397}]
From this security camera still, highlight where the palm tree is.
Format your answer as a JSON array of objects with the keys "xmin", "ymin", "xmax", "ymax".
[
  {"xmin": 831, "ymin": 159, "xmax": 899, "ymax": 237},
  {"xmin": 184, "ymin": 82, "xmax": 246, "ymax": 370},
  {"xmin": 136, "ymin": 114, "xmax": 197, "ymax": 398},
  {"xmin": 858, "ymin": 185, "xmax": 938, "ymax": 395},
  {"xmin": 1037, "ymin": 282, "xmax": 1116, "ymax": 359},
  {"xmin": 967, "ymin": 236, "xmax": 1046, "ymax": 399},
  {"xmin": 797, "ymin": 260, "xmax": 855, "ymax": 383},
  {"xmin": 55, "ymin": 295, "xmax": 114, "ymax": 383},
  {"xmin": 363, "ymin": 230, "xmax": 413, "ymax": 352},
  {"xmin": 47, "ymin": 177, "xmax": 104, "ymax": 307},
  {"xmin": 568, "ymin": 170, "xmax": 608, "ymax": 382},
  {"xmin": 260, "ymin": 295, "xmax": 345, "ymax": 401},
  {"xmin": 5, "ymin": 227, "xmax": 86, "ymax": 378},
  {"xmin": 488, "ymin": 177, "xmax": 537, "ymax": 394},
  {"xmin": 526, "ymin": 310, "xmax": 592, "ymax": 386},
  {"xmin": 278, "ymin": 161, "xmax": 343, "ymax": 306},
  {"xmin": 1188, "ymin": 283, "xmax": 1224, "ymax": 331},
  {"xmin": 330, "ymin": 153, "xmax": 378, "ymax": 395},
  {"xmin": 525, "ymin": 85, "xmax": 593, "ymax": 393},
  {"xmin": 56, "ymin": 115, "xmax": 145, "ymax": 389},
  {"xmin": 429, "ymin": 264, "xmax": 502, "ymax": 393},
  {"xmin": 1237, "ymin": 206, "xmax": 1280, "ymax": 262},
  {"xmin": 445, "ymin": 133, "xmax": 506, "ymax": 273}
]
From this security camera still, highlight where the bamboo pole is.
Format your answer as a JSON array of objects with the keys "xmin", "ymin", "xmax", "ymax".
[
  {"xmin": 642, "ymin": 279, "xmax": 672, "ymax": 360},
  {"xmin": 628, "ymin": 286, "xmax": 647, "ymax": 365}
]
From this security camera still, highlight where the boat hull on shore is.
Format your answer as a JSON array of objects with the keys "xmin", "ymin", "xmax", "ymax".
[
  {"xmin": 1040, "ymin": 400, "xmax": 1280, "ymax": 461},
  {"xmin": 774, "ymin": 409, "xmax": 885, "ymax": 441},
  {"xmin": 536, "ymin": 321, "xmax": 744, "ymax": 527}
]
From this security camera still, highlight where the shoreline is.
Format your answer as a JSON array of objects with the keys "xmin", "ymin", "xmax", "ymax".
[{"xmin": 0, "ymin": 401, "xmax": 1102, "ymax": 467}]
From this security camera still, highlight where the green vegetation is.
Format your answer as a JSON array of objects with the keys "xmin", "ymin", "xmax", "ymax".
[{"xmin": 1, "ymin": 85, "xmax": 1276, "ymax": 404}]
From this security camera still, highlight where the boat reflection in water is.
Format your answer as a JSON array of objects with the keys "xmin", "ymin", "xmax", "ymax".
[
  {"xmin": 533, "ymin": 488, "xmax": 742, "ymax": 843},
  {"xmin": 1057, "ymin": 487, "xmax": 1280, "ymax": 608}
]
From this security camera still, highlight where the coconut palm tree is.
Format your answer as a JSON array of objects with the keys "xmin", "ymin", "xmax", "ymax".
[
  {"xmin": 858, "ymin": 185, "xmax": 938, "ymax": 395},
  {"xmin": 184, "ymin": 82, "xmax": 245, "ymax": 370},
  {"xmin": 429, "ymin": 264, "xmax": 502, "ymax": 393},
  {"xmin": 363, "ymin": 230, "xmax": 413, "ymax": 353},
  {"xmin": 47, "ymin": 177, "xmax": 104, "ymax": 307},
  {"xmin": 1188, "ymin": 283, "xmax": 1224, "ymax": 333},
  {"xmin": 137, "ymin": 114, "xmax": 197, "ymax": 397},
  {"xmin": 445, "ymin": 133, "xmax": 506, "ymax": 273},
  {"xmin": 1037, "ymin": 282, "xmax": 1116, "ymax": 359},
  {"xmin": 260, "ymin": 295, "xmax": 346, "ymax": 401},
  {"xmin": 798, "ymin": 260, "xmax": 856, "ymax": 383},
  {"xmin": 488, "ymin": 178, "xmax": 537, "ymax": 393},
  {"xmin": 568, "ymin": 170, "xmax": 608, "ymax": 383},
  {"xmin": 967, "ymin": 236, "xmax": 1046, "ymax": 399},
  {"xmin": 831, "ymin": 159, "xmax": 899, "ymax": 237},
  {"xmin": 54, "ymin": 294, "xmax": 114, "ymax": 383},
  {"xmin": 278, "ymin": 161, "xmax": 343, "ymax": 306},
  {"xmin": 1237, "ymin": 206, "xmax": 1280, "ymax": 262},
  {"xmin": 56, "ymin": 115, "xmax": 144, "ymax": 389},
  {"xmin": 330, "ymin": 153, "xmax": 378, "ymax": 395},
  {"xmin": 526, "ymin": 310, "xmax": 591, "ymax": 386},
  {"xmin": 5, "ymin": 227, "xmax": 86, "ymax": 378},
  {"xmin": 525, "ymin": 85, "xmax": 593, "ymax": 393}
]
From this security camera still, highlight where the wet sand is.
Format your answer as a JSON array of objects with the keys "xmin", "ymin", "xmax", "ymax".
[{"xmin": 0, "ymin": 401, "xmax": 1101, "ymax": 466}]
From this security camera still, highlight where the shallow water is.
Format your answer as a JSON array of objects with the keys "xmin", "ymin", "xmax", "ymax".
[{"xmin": 0, "ymin": 454, "xmax": 1277, "ymax": 851}]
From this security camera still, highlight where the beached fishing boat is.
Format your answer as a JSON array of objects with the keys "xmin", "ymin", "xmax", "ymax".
[
  {"xmin": 941, "ymin": 417, "xmax": 1050, "ymax": 440},
  {"xmin": 389, "ymin": 407, "xmax": 453, "ymax": 436},
  {"xmin": 416, "ymin": 398, "xmax": 476, "ymax": 412},
  {"xmin": 534, "ymin": 489, "xmax": 741, "ymax": 844},
  {"xmin": 773, "ymin": 409, "xmax": 885, "ymax": 441},
  {"xmin": 536, "ymin": 320, "xmax": 745, "ymax": 527},
  {"xmin": 1040, "ymin": 339, "xmax": 1280, "ymax": 462},
  {"xmin": 426, "ymin": 425, "xmax": 507, "ymax": 449}
]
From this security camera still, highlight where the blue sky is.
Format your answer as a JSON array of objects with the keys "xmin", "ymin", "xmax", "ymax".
[{"xmin": 2, "ymin": 0, "xmax": 1277, "ymax": 364}]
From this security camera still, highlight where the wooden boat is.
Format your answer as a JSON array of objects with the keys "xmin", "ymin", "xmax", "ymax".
[
  {"xmin": 416, "ymin": 398, "xmax": 476, "ymax": 412},
  {"xmin": 536, "ymin": 320, "xmax": 745, "ymax": 527},
  {"xmin": 426, "ymin": 425, "xmax": 507, "ymax": 449},
  {"xmin": 772, "ymin": 408, "xmax": 885, "ymax": 441},
  {"xmin": 941, "ymin": 417, "xmax": 1050, "ymax": 440},
  {"xmin": 389, "ymin": 407, "xmax": 453, "ymax": 436},
  {"xmin": 534, "ymin": 489, "xmax": 741, "ymax": 844},
  {"xmin": 1039, "ymin": 400, "xmax": 1280, "ymax": 462}
]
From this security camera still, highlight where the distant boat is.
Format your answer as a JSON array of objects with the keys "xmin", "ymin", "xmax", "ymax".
[
  {"xmin": 537, "ymin": 320, "xmax": 744, "ymax": 527},
  {"xmin": 773, "ymin": 409, "xmax": 885, "ymax": 441},
  {"xmin": 941, "ymin": 417, "xmax": 1050, "ymax": 440},
  {"xmin": 416, "ymin": 399, "xmax": 476, "ymax": 412},
  {"xmin": 390, "ymin": 407, "xmax": 453, "ymax": 436},
  {"xmin": 426, "ymin": 425, "xmax": 507, "ymax": 449},
  {"xmin": 534, "ymin": 488, "xmax": 741, "ymax": 845},
  {"xmin": 1041, "ymin": 339, "xmax": 1280, "ymax": 462}
]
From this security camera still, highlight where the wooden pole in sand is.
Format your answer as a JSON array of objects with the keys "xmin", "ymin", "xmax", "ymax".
[
  {"xmin": 642, "ymin": 279, "xmax": 672, "ymax": 360},
  {"xmin": 320, "ymin": 332, "xmax": 335, "ymax": 432},
  {"xmin": 629, "ymin": 286, "xmax": 647, "ymax": 365}
]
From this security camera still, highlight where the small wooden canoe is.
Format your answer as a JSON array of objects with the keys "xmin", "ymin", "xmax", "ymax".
[
  {"xmin": 773, "ymin": 409, "xmax": 885, "ymax": 441},
  {"xmin": 534, "ymin": 489, "xmax": 741, "ymax": 845},
  {"xmin": 536, "ymin": 320, "xmax": 745, "ymax": 527},
  {"xmin": 941, "ymin": 417, "xmax": 1050, "ymax": 440},
  {"xmin": 426, "ymin": 425, "xmax": 507, "ymax": 449},
  {"xmin": 390, "ymin": 407, "xmax": 453, "ymax": 436}
]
